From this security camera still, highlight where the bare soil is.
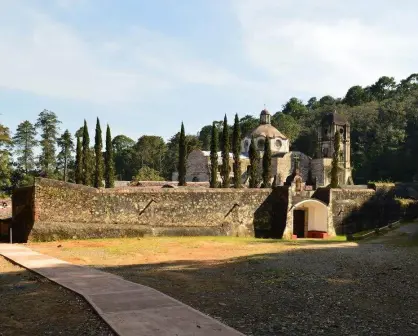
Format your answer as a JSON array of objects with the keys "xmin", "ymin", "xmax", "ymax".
[
  {"xmin": 29, "ymin": 234, "xmax": 418, "ymax": 336},
  {"xmin": 0, "ymin": 256, "xmax": 115, "ymax": 336}
]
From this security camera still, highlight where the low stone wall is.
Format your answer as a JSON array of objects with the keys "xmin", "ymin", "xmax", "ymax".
[{"xmin": 14, "ymin": 178, "xmax": 272, "ymax": 242}]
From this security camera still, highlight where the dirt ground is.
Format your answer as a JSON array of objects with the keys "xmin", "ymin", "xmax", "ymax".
[
  {"xmin": 29, "ymin": 234, "xmax": 418, "ymax": 336},
  {"xmin": 0, "ymin": 256, "xmax": 115, "ymax": 336}
]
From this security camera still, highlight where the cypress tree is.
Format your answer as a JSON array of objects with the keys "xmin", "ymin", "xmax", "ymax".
[
  {"xmin": 221, "ymin": 115, "xmax": 231, "ymax": 187},
  {"xmin": 178, "ymin": 122, "xmax": 187, "ymax": 186},
  {"xmin": 82, "ymin": 120, "xmax": 92, "ymax": 186},
  {"xmin": 330, "ymin": 130, "xmax": 341, "ymax": 188},
  {"xmin": 232, "ymin": 113, "xmax": 241, "ymax": 188},
  {"xmin": 262, "ymin": 137, "xmax": 272, "ymax": 188},
  {"xmin": 94, "ymin": 118, "xmax": 104, "ymax": 188},
  {"xmin": 248, "ymin": 136, "xmax": 260, "ymax": 188},
  {"xmin": 105, "ymin": 124, "xmax": 115, "ymax": 188},
  {"xmin": 75, "ymin": 135, "xmax": 83, "ymax": 184},
  {"xmin": 210, "ymin": 122, "xmax": 219, "ymax": 188}
]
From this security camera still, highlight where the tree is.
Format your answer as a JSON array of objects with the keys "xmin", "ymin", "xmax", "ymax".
[
  {"xmin": 271, "ymin": 113, "xmax": 301, "ymax": 142},
  {"xmin": 282, "ymin": 97, "xmax": 309, "ymax": 120},
  {"xmin": 330, "ymin": 130, "xmax": 341, "ymax": 188},
  {"xmin": 0, "ymin": 125, "xmax": 12, "ymax": 192},
  {"xmin": 75, "ymin": 135, "xmax": 83, "ymax": 184},
  {"xmin": 210, "ymin": 122, "xmax": 219, "ymax": 188},
  {"xmin": 262, "ymin": 137, "xmax": 272, "ymax": 188},
  {"xmin": 57, "ymin": 130, "xmax": 74, "ymax": 182},
  {"xmin": 178, "ymin": 122, "xmax": 187, "ymax": 186},
  {"xmin": 220, "ymin": 115, "xmax": 231, "ymax": 187},
  {"xmin": 239, "ymin": 115, "xmax": 258, "ymax": 140},
  {"xmin": 232, "ymin": 113, "xmax": 242, "ymax": 188},
  {"xmin": 105, "ymin": 124, "xmax": 115, "ymax": 188},
  {"xmin": 135, "ymin": 136, "xmax": 167, "ymax": 173},
  {"xmin": 162, "ymin": 132, "xmax": 201, "ymax": 180},
  {"xmin": 133, "ymin": 166, "xmax": 164, "ymax": 181},
  {"xmin": 94, "ymin": 118, "xmax": 104, "ymax": 188},
  {"xmin": 343, "ymin": 85, "xmax": 365, "ymax": 107},
  {"xmin": 248, "ymin": 136, "xmax": 260, "ymax": 188},
  {"xmin": 112, "ymin": 135, "xmax": 136, "ymax": 180},
  {"xmin": 81, "ymin": 120, "xmax": 92, "ymax": 186},
  {"xmin": 36, "ymin": 109, "xmax": 60, "ymax": 176},
  {"xmin": 198, "ymin": 125, "xmax": 212, "ymax": 151},
  {"xmin": 12, "ymin": 121, "xmax": 37, "ymax": 174}
]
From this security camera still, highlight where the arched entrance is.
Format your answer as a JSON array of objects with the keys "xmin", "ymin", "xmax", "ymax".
[{"xmin": 290, "ymin": 199, "xmax": 328, "ymax": 238}]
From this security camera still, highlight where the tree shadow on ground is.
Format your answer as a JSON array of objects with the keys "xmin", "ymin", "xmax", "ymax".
[{"xmin": 94, "ymin": 243, "xmax": 417, "ymax": 336}]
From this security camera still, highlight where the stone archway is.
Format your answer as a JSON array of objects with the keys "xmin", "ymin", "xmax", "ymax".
[{"xmin": 290, "ymin": 199, "xmax": 329, "ymax": 238}]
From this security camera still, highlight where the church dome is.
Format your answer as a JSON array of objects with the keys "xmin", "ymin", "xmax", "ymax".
[{"xmin": 251, "ymin": 124, "xmax": 287, "ymax": 139}]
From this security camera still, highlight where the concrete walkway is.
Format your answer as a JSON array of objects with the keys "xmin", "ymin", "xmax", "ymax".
[{"xmin": 0, "ymin": 244, "xmax": 244, "ymax": 336}]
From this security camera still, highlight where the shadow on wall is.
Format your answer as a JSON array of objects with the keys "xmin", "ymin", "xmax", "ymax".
[
  {"xmin": 336, "ymin": 183, "xmax": 418, "ymax": 235},
  {"xmin": 253, "ymin": 187, "xmax": 289, "ymax": 239}
]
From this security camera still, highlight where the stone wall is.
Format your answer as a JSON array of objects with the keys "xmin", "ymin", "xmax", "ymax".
[{"xmin": 14, "ymin": 178, "xmax": 272, "ymax": 242}]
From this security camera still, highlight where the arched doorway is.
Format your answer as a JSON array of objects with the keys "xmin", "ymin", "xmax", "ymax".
[{"xmin": 290, "ymin": 199, "xmax": 328, "ymax": 238}]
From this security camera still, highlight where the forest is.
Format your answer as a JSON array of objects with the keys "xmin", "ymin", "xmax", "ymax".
[{"xmin": 0, "ymin": 72, "xmax": 417, "ymax": 194}]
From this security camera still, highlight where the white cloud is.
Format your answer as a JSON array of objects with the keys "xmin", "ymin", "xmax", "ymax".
[
  {"xmin": 0, "ymin": 3, "xmax": 242, "ymax": 104},
  {"xmin": 232, "ymin": 0, "xmax": 418, "ymax": 99}
]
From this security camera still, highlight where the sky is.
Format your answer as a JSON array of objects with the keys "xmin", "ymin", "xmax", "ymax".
[{"xmin": 1, "ymin": 0, "xmax": 417, "ymax": 142}]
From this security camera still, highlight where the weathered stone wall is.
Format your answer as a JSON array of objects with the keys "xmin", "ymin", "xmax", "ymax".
[{"xmin": 21, "ymin": 178, "xmax": 272, "ymax": 241}]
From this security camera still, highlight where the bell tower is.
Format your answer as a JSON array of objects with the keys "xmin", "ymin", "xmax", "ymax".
[{"xmin": 312, "ymin": 111, "xmax": 353, "ymax": 186}]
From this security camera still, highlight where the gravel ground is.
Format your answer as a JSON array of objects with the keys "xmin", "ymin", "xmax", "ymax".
[
  {"xmin": 103, "ymin": 241, "xmax": 418, "ymax": 336},
  {"xmin": 0, "ymin": 256, "xmax": 115, "ymax": 336}
]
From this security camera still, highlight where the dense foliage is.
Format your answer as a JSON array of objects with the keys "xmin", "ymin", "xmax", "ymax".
[
  {"xmin": 248, "ymin": 137, "xmax": 260, "ymax": 188},
  {"xmin": 262, "ymin": 138, "xmax": 272, "ymax": 188},
  {"xmin": 94, "ymin": 118, "xmax": 104, "ymax": 188},
  {"xmin": 220, "ymin": 115, "xmax": 231, "ymax": 187},
  {"xmin": 3, "ymin": 73, "xmax": 418, "ymax": 193}
]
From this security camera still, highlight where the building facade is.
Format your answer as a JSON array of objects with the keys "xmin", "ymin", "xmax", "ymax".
[{"xmin": 183, "ymin": 108, "xmax": 353, "ymax": 187}]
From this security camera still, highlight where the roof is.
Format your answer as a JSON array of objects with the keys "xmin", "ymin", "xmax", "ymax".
[
  {"xmin": 321, "ymin": 111, "xmax": 349, "ymax": 125},
  {"xmin": 250, "ymin": 124, "xmax": 288, "ymax": 139}
]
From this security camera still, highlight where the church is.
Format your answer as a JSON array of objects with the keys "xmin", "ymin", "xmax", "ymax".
[{"xmin": 184, "ymin": 108, "xmax": 353, "ymax": 188}]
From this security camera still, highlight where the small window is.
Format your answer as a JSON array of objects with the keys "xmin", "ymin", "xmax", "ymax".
[{"xmin": 275, "ymin": 139, "xmax": 282, "ymax": 150}]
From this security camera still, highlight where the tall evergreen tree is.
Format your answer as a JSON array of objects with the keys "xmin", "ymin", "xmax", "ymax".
[
  {"xmin": 232, "ymin": 113, "xmax": 242, "ymax": 188},
  {"xmin": 35, "ymin": 109, "xmax": 60, "ymax": 176},
  {"xmin": 262, "ymin": 137, "xmax": 272, "ymax": 188},
  {"xmin": 248, "ymin": 136, "xmax": 260, "ymax": 188},
  {"xmin": 105, "ymin": 124, "xmax": 115, "ymax": 188},
  {"xmin": 12, "ymin": 120, "xmax": 38, "ymax": 174},
  {"xmin": 330, "ymin": 130, "xmax": 341, "ymax": 188},
  {"xmin": 82, "ymin": 120, "xmax": 92, "ymax": 186},
  {"xmin": 57, "ymin": 130, "xmax": 74, "ymax": 182},
  {"xmin": 75, "ymin": 135, "xmax": 83, "ymax": 184},
  {"xmin": 0, "ymin": 124, "xmax": 12, "ymax": 191},
  {"xmin": 220, "ymin": 115, "xmax": 231, "ymax": 187},
  {"xmin": 178, "ymin": 122, "xmax": 187, "ymax": 186},
  {"xmin": 210, "ymin": 122, "xmax": 219, "ymax": 188},
  {"xmin": 94, "ymin": 118, "xmax": 104, "ymax": 188}
]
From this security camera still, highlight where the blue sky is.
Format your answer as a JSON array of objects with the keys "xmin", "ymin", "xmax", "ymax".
[{"xmin": 1, "ymin": 0, "xmax": 417, "ymax": 142}]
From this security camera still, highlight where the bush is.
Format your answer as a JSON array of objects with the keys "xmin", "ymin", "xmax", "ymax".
[{"xmin": 132, "ymin": 166, "xmax": 164, "ymax": 182}]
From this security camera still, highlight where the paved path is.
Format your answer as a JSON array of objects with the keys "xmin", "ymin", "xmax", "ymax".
[{"xmin": 0, "ymin": 244, "xmax": 244, "ymax": 336}]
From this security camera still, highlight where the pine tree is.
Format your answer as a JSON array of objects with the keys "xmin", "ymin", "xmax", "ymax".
[
  {"xmin": 82, "ymin": 120, "xmax": 92, "ymax": 186},
  {"xmin": 57, "ymin": 130, "xmax": 74, "ymax": 182},
  {"xmin": 12, "ymin": 121, "xmax": 38, "ymax": 174},
  {"xmin": 94, "ymin": 118, "xmax": 104, "ymax": 188},
  {"xmin": 210, "ymin": 122, "xmax": 219, "ymax": 188},
  {"xmin": 35, "ymin": 109, "xmax": 61, "ymax": 177},
  {"xmin": 232, "ymin": 113, "xmax": 242, "ymax": 188},
  {"xmin": 262, "ymin": 137, "xmax": 272, "ymax": 188},
  {"xmin": 75, "ymin": 135, "xmax": 83, "ymax": 184},
  {"xmin": 248, "ymin": 136, "xmax": 260, "ymax": 188},
  {"xmin": 105, "ymin": 124, "xmax": 115, "ymax": 188},
  {"xmin": 330, "ymin": 130, "xmax": 341, "ymax": 188},
  {"xmin": 178, "ymin": 122, "xmax": 187, "ymax": 186},
  {"xmin": 221, "ymin": 115, "xmax": 231, "ymax": 187}
]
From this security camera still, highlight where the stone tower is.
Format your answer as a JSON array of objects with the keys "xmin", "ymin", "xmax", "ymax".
[{"xmin": 312, "ymin": 111, "xmax": 353, "ymax": 186}]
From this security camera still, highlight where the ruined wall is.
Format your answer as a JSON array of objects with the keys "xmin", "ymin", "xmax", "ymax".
[{"xmin": 21, "ymin": 178, "xmax": 272, "ymax": 241}]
